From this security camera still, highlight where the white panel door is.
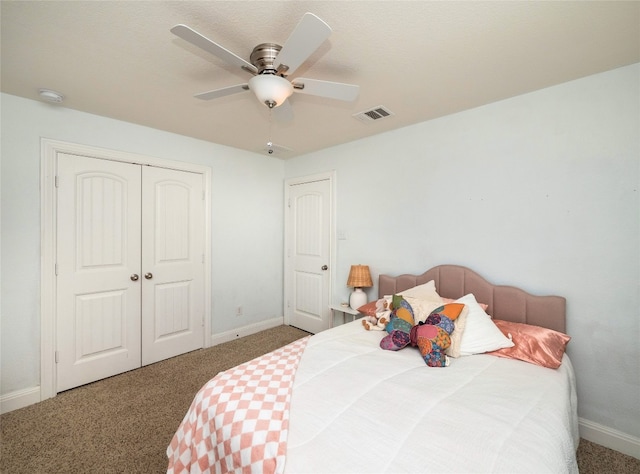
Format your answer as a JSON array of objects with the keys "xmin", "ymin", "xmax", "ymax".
[
  {"xmin": 141, "ymin": 166, "xmax": 204, "ymax": 365},
  {"xmin": 287, "ymin": 179, "xmax": 331, "ymax": 333},
  {"xmin": 56, "ymin": 155, "xmax": 205, "ymax": 392},
  {"xmin": 56, "ymin": 154, "xmax": 142, "ymax": 392}
]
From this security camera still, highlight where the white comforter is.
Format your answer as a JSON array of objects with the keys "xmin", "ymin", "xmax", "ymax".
[{"xmin": 285, "ymin": 320, "xmax": 579, "ymax": 473}]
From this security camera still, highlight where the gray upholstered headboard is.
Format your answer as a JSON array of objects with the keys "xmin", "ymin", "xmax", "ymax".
[{"xmin": 378, "ymin": 265, "xmax": 566, "ymax": 333}]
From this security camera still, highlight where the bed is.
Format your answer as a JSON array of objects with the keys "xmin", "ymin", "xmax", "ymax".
[{"xmin": 168, "ymin": 265, "xmax": 579, "ymax": 473}]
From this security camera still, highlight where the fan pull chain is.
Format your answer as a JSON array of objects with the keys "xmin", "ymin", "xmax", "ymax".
[{"xmin": 267, "ymin": 108, "xmax": 274, "ymax": 155}]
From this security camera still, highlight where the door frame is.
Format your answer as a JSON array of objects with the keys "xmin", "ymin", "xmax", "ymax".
[
  {"xmin": 283, "ymin": 171, "xmax": 336, "ymax": 328},
  {"xmin": 40, "ymin": 138, "xmax": 212, "ymax": 400}
]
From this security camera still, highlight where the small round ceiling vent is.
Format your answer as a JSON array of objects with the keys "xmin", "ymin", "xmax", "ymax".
[{"xmin": 39, "ymin": 89, "xmax": 64, "ymax": 103}]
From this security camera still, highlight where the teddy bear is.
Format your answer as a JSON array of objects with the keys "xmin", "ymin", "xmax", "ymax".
[
  {"xmin": 380, "ymin": 295, "xmax": 464, "ymax": 367},
  {"xmin": 361, "ymin": 298, "xmax": 391, "ymax": 331}
]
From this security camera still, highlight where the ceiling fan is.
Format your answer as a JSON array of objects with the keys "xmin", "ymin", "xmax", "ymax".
[{"xmin": 171, "ymin": 13, "xmax": 359, "ymax": 118}]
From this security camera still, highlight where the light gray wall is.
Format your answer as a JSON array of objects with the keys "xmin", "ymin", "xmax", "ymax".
[
  {"xmin": 0, "ymin": 93, "xmax": 285, "ymax": 394},
  {"xmin": 284, "ymin": 64, "xmax": 640, "ymax": 439},
  {"xmin": 2, "ymin": 63, "xmax": 638, "ymax": 442}
]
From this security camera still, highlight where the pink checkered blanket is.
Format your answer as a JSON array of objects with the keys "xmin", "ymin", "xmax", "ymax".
[{"xmin": 167, "ymin": 336, "xmax": 310, "ymax": 474}]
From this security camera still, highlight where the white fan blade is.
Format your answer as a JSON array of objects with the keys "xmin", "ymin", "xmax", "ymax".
[
  {"xmin": 292, "ymin": 78, "xmax": 359, "ymax": 102},
  {"xmin": 171, "ymin": 24, "xmax": 258, "ymax": 74},
  {"xmin": 274, "ymin": 13, "xmax": 331, "ymax": 76},
  {"xmin": 194, "ymin": 84, "xmax": 249, "ymax": 100},
  {"xmin": 273, "ymin": 99, "xmax": 294, "ymax": 122}
]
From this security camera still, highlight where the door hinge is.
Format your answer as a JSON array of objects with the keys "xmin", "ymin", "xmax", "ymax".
[
  {"xmin": 288, "ymin": 198, "xmax": 291, "ymax": 208},
  {"xmin": 55, "ymin": 351, "xmax": 59, "ymax": 363},
  {"xmin": 55, "ymin": 263, "xmax": 58, "ymax": 276},
  {"xmin": 55, "ymin": 175, "xmax": 59, "ymax": 188}
]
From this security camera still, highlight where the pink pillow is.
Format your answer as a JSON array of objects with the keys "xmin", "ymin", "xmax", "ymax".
[
  {"xmin": 357, "ymin": 298, "xmax": 388, "ymax": 317},
  {"xmin": 488, "ymin": 320, "xmax": 571, "ymax": 369},
  {"xmin": 357, "ymin": 300, "xmax": 378, "ymax": 317}
]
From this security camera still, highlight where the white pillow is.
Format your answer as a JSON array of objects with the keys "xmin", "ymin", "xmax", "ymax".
[
  {"xmin": 396, "ymin": 280, "xmax": 443, "ymax": 323},
  {"xmin": 445, "ymin": 305, "xmax": 469, "ymax": 358},
  {"xmin": 457, "ymin": 293, "xmax": 514, "ymax": 355},
  {"xmin": 398, "ymin": 280, "xmax": 439, "ymax": 300},
  {"xmin": 403, "ymin": 297, "xmax": 445, "ymax": 324}
]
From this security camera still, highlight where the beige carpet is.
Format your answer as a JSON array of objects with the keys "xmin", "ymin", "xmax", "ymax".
[{"xmin": 1, "ymin": 325, "xmax": 638, "ymax": 473}]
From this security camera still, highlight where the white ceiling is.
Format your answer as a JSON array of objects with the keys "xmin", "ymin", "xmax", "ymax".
[{"xmin": 2, "ymin": 1, "xmax": 638, "ymax": 158}]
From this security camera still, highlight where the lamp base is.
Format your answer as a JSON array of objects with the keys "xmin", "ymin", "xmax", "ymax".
[{"xmin": 349, "ymin": 288, "xmax": 368, "ymax": 310}]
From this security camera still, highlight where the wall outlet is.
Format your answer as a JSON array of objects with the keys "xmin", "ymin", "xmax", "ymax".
[{"xmin": 236, "ymin": 306, "xmax": 243, "ymax": 317}]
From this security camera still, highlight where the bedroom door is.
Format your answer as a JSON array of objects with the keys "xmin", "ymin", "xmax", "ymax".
[
  {"xmin": 56, "ymin": 154, "xmax": 204, "ymax": 392},
  {"xmin": 285, "ymin": 176, "xmax": 333, "ymax": 333},
  {"xmin": 141, "ymin": 165, "xmax": 205, "ymax": 365}
]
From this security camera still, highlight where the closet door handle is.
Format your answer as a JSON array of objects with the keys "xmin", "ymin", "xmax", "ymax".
[
  {"xmin": 130, "ymin": 274, "xmax": 139, "ymax": 281},
  {"xmin": 144, "ymin": 272, "xmax": 153, "ymax": 280}
]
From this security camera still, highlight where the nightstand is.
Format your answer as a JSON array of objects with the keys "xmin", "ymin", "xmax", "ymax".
[{"xmin": 329, "ymin": 303, "xmax": 360, "ymax": 327}]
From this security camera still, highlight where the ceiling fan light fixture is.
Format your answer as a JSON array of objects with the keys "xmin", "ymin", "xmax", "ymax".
[{"xmin": 249, "ymin": 74, "xmax": 293, "ymax": 108}]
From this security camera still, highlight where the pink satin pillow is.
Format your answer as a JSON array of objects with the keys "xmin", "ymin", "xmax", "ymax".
[
  {"xmin": 357, "ymin": 300, "xmax": 379, "ymax": 317},
  {"xmin": 488, "ymin": 320, "xmax": 571, "ymax": 369}
]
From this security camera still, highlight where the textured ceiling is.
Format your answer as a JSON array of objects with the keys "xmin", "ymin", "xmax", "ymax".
[{"xmin": 2, "ymin": 1, "xmax": 638, "ymax": 158}]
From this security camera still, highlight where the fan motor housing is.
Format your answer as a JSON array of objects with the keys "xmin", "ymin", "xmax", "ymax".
[{"xmin": 250, "ymin": 43, "xmax": 283, "ymax": 74}]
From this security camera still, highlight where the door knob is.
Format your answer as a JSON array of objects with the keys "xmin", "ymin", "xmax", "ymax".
[
  {"xmin": 321, "ymin": 265, "xmax": 328, "ymax": 271},
  {"xmin": 144, "ymin": 272, "xmax": 153, "ymax": 279},
  {"xmin": 130, "ymin": 274, "xmax": 139, "ymax": 281}
]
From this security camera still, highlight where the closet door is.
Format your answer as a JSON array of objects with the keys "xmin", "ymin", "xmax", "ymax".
[
  {"xmin": 56, "ymin": 155, "xmax": 205, "ymax": 392},
  {"xmin": 141, "ymin": 166, "xmax": 204, "ymax": 365},
  {"xmin": 56, "ymin": 154, "xmax": 142, "ymax": 392}
]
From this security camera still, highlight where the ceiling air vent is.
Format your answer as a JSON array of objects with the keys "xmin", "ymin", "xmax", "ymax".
[{"xmin": 353, "ymin": 106, "xmax": 394, "ymax": 123}]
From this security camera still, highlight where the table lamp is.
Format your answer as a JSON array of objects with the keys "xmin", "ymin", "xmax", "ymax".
[{"xmin": 347, "ymin": 264, "xmax": 373, "ymax": 310}]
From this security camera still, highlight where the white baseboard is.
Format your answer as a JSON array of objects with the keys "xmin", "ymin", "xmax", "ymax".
[
  {"xmin": 579, "ymin": 417, "xmax": 640, "ymax": 460},
  {"xmin": 209, "ymin": 317, "xmax": 285, "ymax": 347},
  {"xmin": 1, "ymin": 386, "xmax": 41, "ymax": 414}
]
